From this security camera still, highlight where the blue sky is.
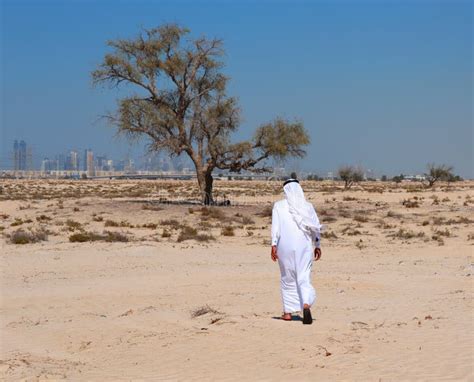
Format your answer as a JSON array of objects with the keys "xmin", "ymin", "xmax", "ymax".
[{"xmin": 1, "ymin": 0, "xmax": 472, "ymax": 177}]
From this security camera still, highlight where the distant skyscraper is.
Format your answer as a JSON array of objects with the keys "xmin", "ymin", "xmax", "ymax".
[
  {"xmin": 13, "ymin": 140, "xmax": 28, "ymax": 170},
  {"xmin": 86, "ymin": 149, "xmax": 95, "ymax": 176},
  {"xmin": 66, "ymin": 150, "xmax": 79, "ymax": 171},
  {"xmin": 13, "ymin": 140, "xmax": 19, "ymax": 170}
]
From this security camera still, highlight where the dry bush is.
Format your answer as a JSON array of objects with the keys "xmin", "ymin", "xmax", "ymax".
[
  {"xmin": 467, "ymin": 233, "xmax": 474, "ymax": 241},
  {"xmin": 221, "ymin": 226, "xmax": 235, "ymax": 236},
  {"xmin": 11, "ymin": 218, "xmax": 24, "ymax": 227},
  {"xmin": 388, "ymin": 228, "xmax": 425, "ymax": 240},
  {"xmin": 342, "ymin": 196, "xmax": 357, "ymax": 201},
  {"xmin": 141, "ymin": 223, "xmax": 158, "ymax": 229},
  {"xmin": 341, "ymin": 226, "xmax": 362, "ymax": 236},
  {"xmin": 73, "ymin": 207, "xmax": 80, "ymax": 212},
  {"xmin": 92, "ymin": 215, "xmax": 104, "ymax": 222},
  {"xmin": 69, "ymin": 230, "xmax": 129, "ymax": 243},
  {"xmin": 200, "ymin": 207, "xmax": 227, "ymax": 221},
  {"xmin": 36, "ymin": 215, "xmax": 52, "ymax": 222},
  {"xmin": 387, "ymin": 210, "xmax": 402, "ymax": 219},
  {"xmin": 177, "ymin": 225, "xmax": 214, "ymax": 242},
  {"xmin": 402, "ymin": 198, "xmax": 420, "ymax": 208},
  {"xmin": 65, "ymin": 219, "xmax": 82, "ymax": 231},
  {"xmin": 376, "ymin": 220, "xmax": 395, "ymax": 229},
  {"xmin": 10, "ymin": 228, "xmax": 48, "ymax": 244},
  {"xmin": 160, "ymin": 219, "xmax": 182, "ymax": 229},
  {"xmin": 257, "ymin": 205, "xmax": 273, "ymax": 218},
  {"xmin": 353, "ymin": 214, "xmax": 369, "ymax": 223},
  {"xmin": 432, "ymin": 228, "xmax": 451, "ymax": 238},
  {"xmin": 162, "ymin": 229, "xmax": 172, "ymax": 238},
  {"xmin": 142, "ymin": 203, "xmax": 164, "ymax": 211},
  {"xmin": 191, "ymin": 305, "xmax": 220, "ymax": 318},
  {"xmin": 322, "ymin": 230, "xmax": 338, "ymax": 239}
]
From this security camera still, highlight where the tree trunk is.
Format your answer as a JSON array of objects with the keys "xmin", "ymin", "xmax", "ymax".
[{"xmin": 197, "ymin": 168, "xmax": 214, "ymax": 205}]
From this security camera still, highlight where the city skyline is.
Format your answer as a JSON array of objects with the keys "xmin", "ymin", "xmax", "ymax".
[{"xmin": 1, "ymin": 1, "xmax": 472, "ymax": 178}]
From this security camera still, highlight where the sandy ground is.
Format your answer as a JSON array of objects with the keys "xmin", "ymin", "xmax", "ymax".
[{"xmin": 0, "ymin": 179, "xmax": 473, "ymax": 381}]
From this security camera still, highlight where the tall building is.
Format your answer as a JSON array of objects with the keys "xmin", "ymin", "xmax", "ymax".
[
  {"xmin": 86, "ymin": 149, "xmax": 95, "ymax": 176},
  {"xmin": 13, "ymin": 140, "xmax": 28, "ymax": 170},
  {"xmin": 13, "ymin": 140, "xmax": 19, "ymax": 170},
  {"xmin": 66, "ymin": 150, "xmax": 79, "ymax": 171}
]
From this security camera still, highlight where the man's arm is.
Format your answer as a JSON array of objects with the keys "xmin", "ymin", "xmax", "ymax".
[{"xmin": 271, "ymin": 205, "xmax": 280, "ymax": 262}]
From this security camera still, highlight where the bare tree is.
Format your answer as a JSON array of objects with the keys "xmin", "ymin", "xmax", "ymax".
[
  {"xmin": 425, "ymin": 163, "xmax": 454, "ymax": 187},
  {"xmin": 92, "ymin": 24, "xmax": 310, "ymax": 204},
  {"xmin": 338, "ymin": 165, "xmax": 364, "ymax": 190}
]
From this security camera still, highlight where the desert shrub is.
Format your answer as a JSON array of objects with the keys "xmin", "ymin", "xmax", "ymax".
[
  {"xmin": 338, "ymin": 165, "xmax": 364, "ymax": 190},
  {"xmin": 353, "ymin": 214, "xmax": 369, "ymax": 223},
  {"xmin": 376, "ymin": 220, "xmax": 395, "ymax": 229},
  {"xmin": 421, "ymin": 220, "xmax": 430, "ymax": 226},
  {"xmin": 323, "ymin": 215, "xmax": 337, "ymax": 223},
  {"xmin": 162, "ymin": 229, "xmax": 172, "ymax": 238},
  {"xmin": 92, "ymin": 215, "xmax": 104, "ymax": 222},
  {"xmin": 142, "ymin": 204, "xmax": 164, "ymax": 211},
  {"xmin": 342, "ymin": 196, "xmax": 357, "ymax": 201},
  {"xmin": 103, "ymin": 231, "xmax": 129, "ymax": 242},
  {"xmin": 177, "ymin": 225, "xmax": 214, "ymax": 242},
  {"xmin": 246, "ymin": 231, "xmax": 254, "ymax": 236},
  {"xmin": 69, "ymin": 230, "xmax": 129, "ymax": 243},
  {"xmin": 322, "ymin": 230, "xmax": 338, "ymax": 239},
  {"xmin": 191, "ymin": 305, "xmax": 220, "ymax": 318},
  {"xmin": 10, "ymin": 228, "xmax": 48, "ymax": 244},
  {"xmin": 241, "ymin": 215, "xmax": 255, "ymax": 225},
  {"xmin": 341, "ymin": 226, "xmax": 362, "ymax": 236},
  {"xmin": 65, "ymin": 219, "xmax": 82, "ymax": 231},
  {"xmin": 221, "ymin": 226, "xmax": 235, "ymax": 236},
  {"xmin": 160, "ymin": 219, "xmax": 182, "ymax": 229},
  {"xmin": 10, "ymin": 218, "xmax": 24, "ymax": 227},
  {"xmin": 73, "ymin": 207, "xmax": 80, "ymax": 212},
  {"xmin": 387, "ymin": 210, "xmax": 402, "ymax": 219},
  {"xmin": 0, "ymin": 226, "xmax": 4, "ymax": 232},
  {"xmin": 402, "ymin": 199, "xmax": 420, "ymax": 208},
  {"xmin": 36, "ymin": 215, "xmax": 52, "ymax": 222},
  {"xmin": 257, "ymin": 205, "xmax": 273, "ymax": 217},
  {"xmin": 433, "ymin": 228, "xmax": 451, "ymax": 238},
  {"xmin": 388, "ymin": 228, "xmax": 425, "ymax": 240},
  {"xmin": 200, "ymin": 207, "xmax": 226, "ymax": 220},
  {"xmin": 69, "ymin": 231, "xmax": 103, "ymax": 242},
  {"xmin": 467, "ymin": 233, "xmax": 474, "ymax": 241},
  {"xmin": 141, "ymin": 223, "xmax": 158, "ymax": 229}
]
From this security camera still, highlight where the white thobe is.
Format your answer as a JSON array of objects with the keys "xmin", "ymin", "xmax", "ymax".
[{"xmin": 271, "ymin": 199, "xmax": 321, "ymax": 313}]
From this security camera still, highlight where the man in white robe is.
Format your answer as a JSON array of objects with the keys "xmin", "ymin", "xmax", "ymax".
[{"xmin": 270, "ymin": 178, "xmax": 322, "ymax": 324}]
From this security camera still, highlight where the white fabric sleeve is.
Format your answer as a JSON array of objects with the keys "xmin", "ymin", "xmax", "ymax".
[
  {"xmin": 311, "ymin": 206, "xmax": 321, "ymax": 248},
  {"xmin": 271, "ymin": 204, "xmax": 280, "ymax": 246}
]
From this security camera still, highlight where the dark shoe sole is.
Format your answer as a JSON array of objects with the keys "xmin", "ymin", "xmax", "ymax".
[{"xmin": 303, "ymin": 308, "xmax": 313, "ymax": 325}]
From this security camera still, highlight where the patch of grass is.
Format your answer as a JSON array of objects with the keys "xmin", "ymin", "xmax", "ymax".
[
  {"xmin": 200, "ymin": 207, "xmax": 227, "ymax": 221},
  {"xmin": 322, "ymin": 230, "xmax": 338, "ymax": 239},
  {"xmin": 177, "ymin": 225, "xmax": 215, "ymax": 242},
  {"xmin": 65, "ymin": 219, "xmax": 82, "ymax": 231},
  {"xmin": 141, "ymin": 223, "xmax": 158, "ymax": 229},
  {"xmin": 36, "ymin": 214, "xmax": 52, "ymax": 222},
  {"xmin": 257, "ymin": 205, "xmax": 273, "ymax": 218},
  {"xmin": 10, "ymin": 228, "xmax": 48, "ymax": 244},
  {"xmin": 433, "ymin": 228, "xmax": 451, "ymax": 238},
  {"xmin": 10, "ymin": 218, "xmax": 24, "ymax": 227},
  {"xmin": 402, "ymin": 198, "xmax": 420, "ymax": 208},
  {"xmin": 69, "ymin": 230, "xmax": 129, "ymax": 243},
  {"xmin": 388, "ymin": 228, "xmax": 425, "ymax": 240},
  {"xmin": 341, "ymin": 226, "xmax": 362, "ymax": 236},
  {"xmin": 353, "ymin": 214, "xmax": 369, "ymax": 223},
  {"xmin": 160, "ymin": 219, "xmax": 182, "ymax": 229},
  {"xmin": 221, "ymin": 226, "xmax": 235, "ymax": 236}
]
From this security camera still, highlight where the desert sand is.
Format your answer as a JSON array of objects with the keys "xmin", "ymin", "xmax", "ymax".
[{"xmin": 0, "ymin": 179, "xmax": 473, "ymax": 381}]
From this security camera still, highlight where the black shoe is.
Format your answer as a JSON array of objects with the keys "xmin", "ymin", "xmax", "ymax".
[{"xmin": 303, "ymin": 308, "xmax": 313, "ymax": 325}]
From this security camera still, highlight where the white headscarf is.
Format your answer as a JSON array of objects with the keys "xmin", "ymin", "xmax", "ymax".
[{"xmin": 283, "ymin": 181, "xmax": 322, "ymax": 236}]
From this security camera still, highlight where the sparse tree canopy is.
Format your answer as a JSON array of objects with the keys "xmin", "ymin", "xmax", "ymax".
[
  {"xmin": 338, "ymin": 165, "xmax": 364, "ymax": 189},
  {"xmin": 92, "ymin": 24, "xmax": 310, "ymax": 204},
  {"xmin": 425, "ymin": 163, "xmax": 454, "ymax": 187}
]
